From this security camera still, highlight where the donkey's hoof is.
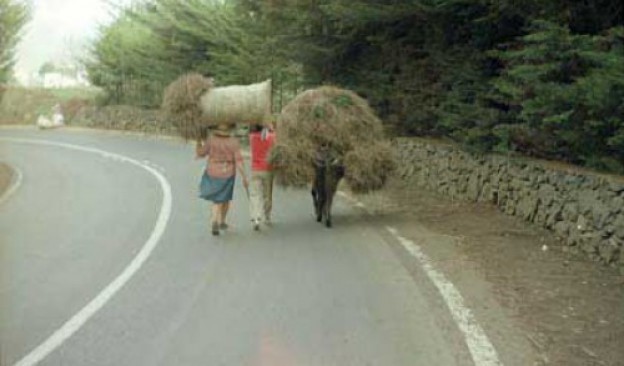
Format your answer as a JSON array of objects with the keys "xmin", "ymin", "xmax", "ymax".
[
  {"xmin": 316, "ymin": 216, "xmax": 322, "ymax": 223},
  {"xmin": 325, "ymin": 220, "xmax": 332, "ymax": 228}
]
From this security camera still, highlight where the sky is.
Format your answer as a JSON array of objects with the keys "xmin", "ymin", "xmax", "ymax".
[{"xmin": 15, "ymin": 0, "xmax": 130, "ymax": 81}]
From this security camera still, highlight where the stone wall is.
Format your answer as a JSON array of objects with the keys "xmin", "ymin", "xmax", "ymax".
[
  {"xmin": 69, "ymin": 105, "xmax": 177, "ymax": 135},
  {"xmin": 394, "ymin": 138, "xmax": 624, "ymax": 268}
]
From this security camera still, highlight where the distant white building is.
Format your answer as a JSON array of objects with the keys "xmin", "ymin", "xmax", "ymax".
[
  {"xmin": 14, "ymin": 62, "xmax": 91, "ymax": 88},
  {"xmin": 42, "ymin": 71, "xmax": 89, "ymax": 88}
]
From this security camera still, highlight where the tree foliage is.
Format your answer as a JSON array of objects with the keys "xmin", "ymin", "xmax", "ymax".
[
  {"xmin": 490, "ymin": 23, "xmax": 624, "ymax": 171},
  {"xmin": 87, "ymin": 0, "xmax": 624, "ymax": 172},
  {"xmin": 0, "ymin": 0, "xmax": 28, "ymax": 88},
  {"xmin": 86, "ymin": 0, "xmax": 302, "ymax": 107}
]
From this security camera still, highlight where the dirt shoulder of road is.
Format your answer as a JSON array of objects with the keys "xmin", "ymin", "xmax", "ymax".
[
  {"xmin": 355, "ymin": 178, "xmax": 624, "ymax": 366},
  {"xmin": 0, "ymin": 162, "xmax": 15, "ymax": 198}
]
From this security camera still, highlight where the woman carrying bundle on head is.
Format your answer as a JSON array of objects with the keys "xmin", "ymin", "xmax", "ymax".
[{"xmin": 196, "ymin": 123, "xmax": 249, "ymax": 236}]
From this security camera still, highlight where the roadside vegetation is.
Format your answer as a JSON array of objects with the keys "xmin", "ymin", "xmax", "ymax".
[
  {"xmin": 0, "ymin": 162, "xmax": 14, "ymax": 198},
  {"xmin": 0, "ymin": 86, "xmax": 100, "ymax": 125},
  {"xmin": 83, "ymin": 0, "xmax": 624, "ymax": 173},
  {"xmin": 1, "ymin": 1, "xmax": 623, "ymax": 174},
  {"xmin": 0, "ymin": 0, "xmax": 28, "ymax": 100}
]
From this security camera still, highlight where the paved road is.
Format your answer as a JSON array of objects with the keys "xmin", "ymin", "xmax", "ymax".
[{"xmin": 1, "ymin": 129, "xmax": 477, "ymax": 366}]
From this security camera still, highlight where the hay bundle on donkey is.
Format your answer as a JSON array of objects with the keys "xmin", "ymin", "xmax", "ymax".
[
  {"xmin": 344, "ymin": 141, "xmax": 395, "ymax": 192},
  {"xmin": 269, "ymin": 139, "xmax": 316, "ymax": 187},
  {"xmin": 271, "ymin": 86, "xmax": 396, "ymax": 193}
]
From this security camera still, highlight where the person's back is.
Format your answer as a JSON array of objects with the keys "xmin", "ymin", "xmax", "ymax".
[
  {"xmin": 200, "ymin": 135, "xmax": 243, "ymax": 179},
  {"xmin": 249, "ymin": 128, "xmax": 275, "ymax": 172},
  {"xmin": 196, "ymin": 124, "xmax": 248, "ymax": 236},
  {"xmin": 248, "ymin": 125, "xmax": 276, "ymax": 230}
]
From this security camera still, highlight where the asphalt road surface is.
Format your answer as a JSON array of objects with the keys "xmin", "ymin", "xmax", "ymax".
[{"xmin": 1, "ymin": 128, "xmax": 490, "ymax": 366}]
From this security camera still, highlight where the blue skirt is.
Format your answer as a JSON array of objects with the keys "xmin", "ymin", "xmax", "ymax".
[{"xmin": 199, "ymin": 171, "xmax": 235, "ymax": 203}]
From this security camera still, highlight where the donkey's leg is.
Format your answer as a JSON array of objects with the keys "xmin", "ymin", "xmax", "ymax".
[
  {"xmin": 324, "ymin": 168, "xmax": 343, "ymax": 228},
  {"xmin": 318, "ymin": 192, "xmax": 327, "ymax": 224},
  {"xmin": 325, "ymin": 187, "xmax": 335, "ymax": 228},
  {"xmin": 311, "ymin": 188, "xmax": 322, "ymax": 222},
  {"xmin": 314, "ymin": 165, "xmax": 328, "ymax": 223}
]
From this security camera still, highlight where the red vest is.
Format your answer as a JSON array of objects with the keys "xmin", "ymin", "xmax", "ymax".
[{"xmin": 249, "ymin": 130, "xmax": 275, "ymax": 171}]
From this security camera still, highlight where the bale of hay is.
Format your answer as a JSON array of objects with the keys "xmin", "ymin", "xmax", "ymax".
[
  {"xmin": 277, "ymin": 86, "xmax": 384, "ymax": 154},
  {"xmin": 271, "ymin": 86, "xmax": 395, "ymax": 192},
  {"xmin": 162, "ymin": 73, "xmax": 212, "ymax": 140},
  {"xmin": 200, "ymin": 79, "xmax": 272, "ymax": 126},
  {"xmin": 344, "ymin": 141, "xmax": 396, "ymax": 193},
  {"xmin": 268, "ymin": 140, "xmax": 315, "ymax": 187}
]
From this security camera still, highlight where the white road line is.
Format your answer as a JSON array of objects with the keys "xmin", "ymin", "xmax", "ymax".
[
  {"xmin": 0, "ymin": 137, "xmax": 173, "ymax": 366},
  {"xmin": 336, "ymin": 191, "xmax": 502, "ymax": 365},
  {"xmin": 386, "ymin": 227, "xmax": 502, "ymax": 366},
  {"xmin": 0, "ymin": 165, "xmax": 23, "ymax": 206}
]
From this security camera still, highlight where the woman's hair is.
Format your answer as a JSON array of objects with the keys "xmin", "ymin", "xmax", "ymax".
[{"xmin": 250, "ymin": 124, "xmax": 263, "ymax": 133}]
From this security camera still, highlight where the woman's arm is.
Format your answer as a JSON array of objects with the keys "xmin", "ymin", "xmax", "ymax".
[
  {"xmin": 196, "ymin": 138, "xmax": 209, "ymax": 159},
  {"xmin": 234, "ymin": 143, "xmax": 248, "ymax": 187},
  {"xmin": 236, "ymin": 160, "xmax": 248, "ymax": 188}
]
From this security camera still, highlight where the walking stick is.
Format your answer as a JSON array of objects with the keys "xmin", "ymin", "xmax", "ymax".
[{"xmin": 243, "ymin": 179, "xmax": 250, "ymax": 199}]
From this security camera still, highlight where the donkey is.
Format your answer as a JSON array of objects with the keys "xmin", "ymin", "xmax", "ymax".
[{"xmin": 311, "ymin": 146, "xmax": 345, "ymax": 228}]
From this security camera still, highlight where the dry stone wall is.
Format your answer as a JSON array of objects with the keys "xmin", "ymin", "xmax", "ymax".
[
  {"xmin": 394, "ymin": 138, "xmax": 624, "ymax": 268},
  {"xmin": 69, "ymin": 106, "xmax": 177, "ymax": 135}
]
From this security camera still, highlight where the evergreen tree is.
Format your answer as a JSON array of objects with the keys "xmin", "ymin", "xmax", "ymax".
[
  {"xmin": 85, "ymin": 0, "xmax": 624, "ymax": 172},
  {"xmin": 492, "ymin": 21, "xmax": 624, "ymax": 171},
  {"xmin": 0, "ymin": 0, "xmax": 28, "ymax": 88}
]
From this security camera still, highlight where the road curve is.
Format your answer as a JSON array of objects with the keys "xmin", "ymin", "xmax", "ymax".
[{"xmin": 1, "ymin": 128, "xmax": 477, "ymax": 366}]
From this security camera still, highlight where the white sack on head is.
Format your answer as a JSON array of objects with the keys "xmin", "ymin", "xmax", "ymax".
[{"xmin": 200, "ymin": 79, "xmax": 272, "ymax": 125}]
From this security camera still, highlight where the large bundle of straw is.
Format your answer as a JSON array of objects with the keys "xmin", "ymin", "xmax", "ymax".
[
  {"xmin": 162, "ymin": 76, "xmax": 272, "ymax": 139},
  {"xmin": 344, "ymin": 141, "xmax": 396, "ymax": 193},
  {"xmin": 162, "ymin": 73, "xmax": 212, "ymax": 140},
  {"xmin": 269, "ymin": 140, "xmax": 316, "ymax": 187},
  {"xmin": 200, "ymin": 79, "xmax": 272, "ymax": 125},
  {"xmin": 271, "ymin": 86, "xmax": 396, "ymax": 193}
]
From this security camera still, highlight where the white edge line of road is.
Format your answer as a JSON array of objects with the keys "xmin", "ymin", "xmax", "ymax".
[
  {"xmin": 336, "ymin": 191, "xmax": 503, "ymax": 366},
  {"xmin": 0, "ymin": 165, "xmax": 23, "ymax": 206},
  {"xmin": 0, "ymin": 137, "xmax": 173, "ymax": 366}
]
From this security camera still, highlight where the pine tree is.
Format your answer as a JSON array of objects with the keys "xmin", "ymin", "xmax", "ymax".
[
  {"xmin": 492, "ymin": 21, "xmax": 624, "ymax": 171},
  {"xmin": 0, "ymin": 0, "xmax": 28, "ymax": 89}
]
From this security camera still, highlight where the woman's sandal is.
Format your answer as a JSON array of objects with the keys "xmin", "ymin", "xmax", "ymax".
[{"xmin": 211, "ymin": 222, "xmax": 220, "ymax": 236}]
